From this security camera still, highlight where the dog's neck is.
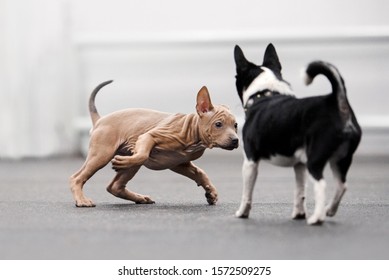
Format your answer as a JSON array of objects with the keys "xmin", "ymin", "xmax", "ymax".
[
  {"xmin": 164, "ymin": 113, "xmax": 212, "ymax": 150},
  {"xmin": 244, "ymin": 90, "xmax": 279, "ymax": 112},
  {"xmin": 192, "ymin": 113, "xmax": 214, "ymax": 149},
  {"xmin": 241, "ymin": 66, "xmax": 293, "ymax": 107}
]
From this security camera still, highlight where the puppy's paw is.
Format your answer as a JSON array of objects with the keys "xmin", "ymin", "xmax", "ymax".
[
  {"xmin": 111, "ymin": 155, "xmax": 131, "ymax": 170},
  {"xmin": 75, "ymin": 197, "xmax": 96, "ymax": 207},
  {"xmin": 135, "ymin": 195, "xmax": 155, "ymax": 204},
  {"xmin": 205, "ymin": 191, "xmax": 218, "ymax": 205}
]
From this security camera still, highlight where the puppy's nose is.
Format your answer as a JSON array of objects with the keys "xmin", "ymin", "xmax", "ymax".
[{"xmin": 231, "ymin": 138, "xmax": 239, "ymax": 147}]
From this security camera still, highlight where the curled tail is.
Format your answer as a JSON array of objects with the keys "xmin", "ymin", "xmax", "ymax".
[
  {"xmin": 89, "ymin": 80, "xmax": 113, "ymax": 127},
  {"xmin": 303, "ymin": 61, "xmax": 350, "ymax": 123}
]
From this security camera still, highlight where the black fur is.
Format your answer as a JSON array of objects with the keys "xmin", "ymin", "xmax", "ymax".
[{"xmin": 234, "ymin": 44, "xmax": 362, "ymax": 182}]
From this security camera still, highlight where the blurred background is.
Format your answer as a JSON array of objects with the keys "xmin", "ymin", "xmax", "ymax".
[{"xmin": 1, "ymin": 0, "xmax": 388, "ymax": 158}]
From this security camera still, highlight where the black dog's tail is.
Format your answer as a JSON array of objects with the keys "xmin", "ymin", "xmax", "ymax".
[
  {"xmin": 303, "ymin": 61, "xmax": 351, "ymax": 123},
  {"xmin": 89, "ymin": 80, "xmax": 113, "ymax": 127}
]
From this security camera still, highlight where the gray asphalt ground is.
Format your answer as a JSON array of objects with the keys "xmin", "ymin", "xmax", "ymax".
[{"xmin": 0, "ymin": 148, "xmax": 388, "ymax": 260}]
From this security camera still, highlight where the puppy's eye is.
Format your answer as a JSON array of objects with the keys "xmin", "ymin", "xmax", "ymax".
[
  {"xmin": 234, "ymin": 123, "xmax": 238, "ymax": 129},
  {"xmin": 215, "ymin": 121, "xmax": 223, "ymax": 128}
]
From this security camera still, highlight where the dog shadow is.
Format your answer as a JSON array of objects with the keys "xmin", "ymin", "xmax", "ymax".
[
  {"xmin": 97, "ymin": 202, "xmax": 211, "ymax": 213},
  {"xmin": 96, "ymin": 202, "xmax": 340, "ymax": 228}
]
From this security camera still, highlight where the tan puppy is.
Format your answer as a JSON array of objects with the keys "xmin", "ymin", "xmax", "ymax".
[{"xmin": 70, "ymin": 81, "xmax": 239, "ymax": 207}]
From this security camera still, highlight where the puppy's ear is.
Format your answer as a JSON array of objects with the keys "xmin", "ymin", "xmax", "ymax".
[
  {"xmin": 262, "ymin": 43, "xmax": 282, "ymax": 74},
  {"xmin": 234, "ymin": 45, "xmax": 249, "ymax": 71},
  {"xmin": 196, "ymin": 86, "xmax": 214, "ymax": 115}
]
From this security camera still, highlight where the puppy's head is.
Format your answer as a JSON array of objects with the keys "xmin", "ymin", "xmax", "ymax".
[
  {"xmin": 196, "ymin": 86, "xmax": 239, "ymax": 150},
  {"xmin": 234, "ymin": 43, "xmax": 293, "ymax": 107}
]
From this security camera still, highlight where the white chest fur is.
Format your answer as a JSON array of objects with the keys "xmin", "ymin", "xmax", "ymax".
[{"xmin": 267, "ymin": 148, "xmax": 307, "ymax": 167}]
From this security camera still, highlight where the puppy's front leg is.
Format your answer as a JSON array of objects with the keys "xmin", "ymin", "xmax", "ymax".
[
  {"xmin": 171, "ymin": 162, "xmax": 218, "ymax": 205},
  {"xmin": 112, "ymin": 134, "xmax": 155, "ymax": 170}
]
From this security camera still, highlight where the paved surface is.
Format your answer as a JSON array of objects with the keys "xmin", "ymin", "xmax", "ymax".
[{"xmin": 0, "ymin": 149, "xmax": 388, "ymax": 260}]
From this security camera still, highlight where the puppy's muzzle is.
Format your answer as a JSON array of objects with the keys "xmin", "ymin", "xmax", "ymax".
[{"xmin": 225, "ymin": 138, "xmax": 239, "ymax": 150}]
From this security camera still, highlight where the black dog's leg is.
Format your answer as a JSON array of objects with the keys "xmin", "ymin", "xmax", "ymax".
[
  {"xmin": 236, "ymin": 157, "xmax": 259, "ymax": 218},
  {"xmin": 292, "ymin": 163, "xmax": 307, "ymax": 219}
]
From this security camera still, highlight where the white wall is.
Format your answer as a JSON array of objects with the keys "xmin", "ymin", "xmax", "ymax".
[
  {"xmin": 0, "ymin": 0, "xmax": 77, "ymax": 158},
  {"xmin": 1, "ymin": 0, "xmax": 389, "ymax": 158}
]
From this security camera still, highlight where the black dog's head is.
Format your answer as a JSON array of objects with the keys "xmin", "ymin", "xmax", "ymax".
[{"xmin": 234, "ymin": 43, "xmax": 292, "ymax": 106}]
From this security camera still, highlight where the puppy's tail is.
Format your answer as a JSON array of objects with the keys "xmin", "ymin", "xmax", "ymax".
[
  {"xmin": 89, "ymin": 80, "xmax": 113, "ymax": 127},
  {"xmin": 303, "ymin": 61, "xmax": 351, "ymax": 124}
]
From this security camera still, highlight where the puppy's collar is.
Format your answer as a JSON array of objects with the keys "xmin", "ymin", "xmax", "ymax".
[{"xmin": 244, "ymin": 90, "xmax": 278, "ymax": 112}]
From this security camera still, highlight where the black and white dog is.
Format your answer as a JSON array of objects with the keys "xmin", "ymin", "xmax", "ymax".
[{"xmin": 234, "ymin": 43, "xmax": 362, "ymax": 225}]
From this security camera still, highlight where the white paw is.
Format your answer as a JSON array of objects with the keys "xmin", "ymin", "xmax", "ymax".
[
  {"xmin": 307, "ymin": 214, "xmax": 324, "ymax": 225},
  {"xmin": 292, "ymin": 209, "xmax": 306, "ymax": 220},
  {"xmin": 235, "ymin": 203, "xmax": 251, "ymax": 218}
]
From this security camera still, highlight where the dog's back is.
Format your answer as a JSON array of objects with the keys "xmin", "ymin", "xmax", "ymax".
[{"xmin": 242, "ymin": 61, "xmax": 361, "ymax": 164}]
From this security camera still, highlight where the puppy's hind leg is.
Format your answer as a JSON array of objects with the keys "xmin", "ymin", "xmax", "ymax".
[
  {"xmin": 292, "ymin": 163, "xmax": 307, "ymax": 219},
  {"xmin": 236, "ymin": 157, "xmax": 259, "ymax": 218},
  {"xmin": 70, "ymin": 129, "xmax": 119, "ymax": 207},
  {"xmin": 70, "ymin": 152, "xmax": 114, "ymax": 207},
  {"xmin": 107, "ymin": 167, "xmax": 155, "ymax": 204}
]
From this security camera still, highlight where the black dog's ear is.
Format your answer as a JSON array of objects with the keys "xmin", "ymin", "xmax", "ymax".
[
  {"xmin": 262, "ymin": 43, "xmax": 282, "ymax": 73},
  {"xmin": 234, "ymin": 45, "xmax": 249, "ymax": 71}
]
